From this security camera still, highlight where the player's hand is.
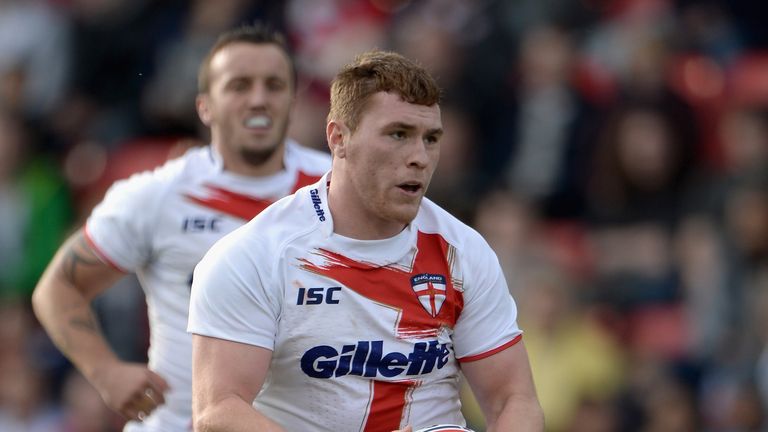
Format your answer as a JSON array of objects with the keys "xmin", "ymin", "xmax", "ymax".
[
  {"xmin": 392, "ymin": 426, "xmax": 413, "ymax": 432},
  {"xmin": 90, "ymin": 360, "xmax": 170, "ymax": 422}
]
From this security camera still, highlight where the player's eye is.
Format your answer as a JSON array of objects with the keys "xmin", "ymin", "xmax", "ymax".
[
  {"xmin": 390, "ymin": 130, "xmax": 407, "ymax": 140},
  {"xmin": 267, "ymin": 78, "xmax": 287, "ymax": 92},
  {"xmin": 227, "ymin": 78, "xmax": 250, "ymax": 92}
]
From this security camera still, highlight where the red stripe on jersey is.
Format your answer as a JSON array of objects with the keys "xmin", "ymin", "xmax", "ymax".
[
  {"xmin": 83, "ymin": 225, "xmax": 128, "ymax": 273},
  {"xmin": 456, "ymin": 334, "xmax": 522, "ymax": 363},
  {"xmin": 185, "ymin": 185, "xmax": 271, "ymax": 220},
  {"xmin": 184, "ymin": 171, "xmax": 322, "ymax": 220},
  {"xmin": 292, "ymin": 171, "xmax": 322, "ymax": 192},
  {"xmin": 300, "ymin": 232, "xmax": 464, "ymax": 339},
  {"xmin": 362, "ymin": 380, "xmax": 417, "ymax": 432}
]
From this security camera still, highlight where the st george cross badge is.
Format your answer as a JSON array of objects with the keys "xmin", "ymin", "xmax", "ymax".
[{"xmin": 411, "ymin": 273, "xmax": 447, "ymax": 317}]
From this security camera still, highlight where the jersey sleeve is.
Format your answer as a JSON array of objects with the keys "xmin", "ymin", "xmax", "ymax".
[
  {"xmin": 84, "ymin": 172, "xmax": 159, "ymax": 272},
  {"xmin": 452, "ymin": 235, "xmax": 522, "ymax": 362},
  {"xmin": 187, "ymin": 228, "xmax": 281, "ymax": 350}
]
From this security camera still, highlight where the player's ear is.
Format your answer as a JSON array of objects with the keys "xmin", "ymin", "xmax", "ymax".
[
  {"xmin": 326, "ymin": 120, "xmax": 348, "ymax": 158},
  {"xmin": 196, "ymin": 94, "xmax": 212, "ymax": 126}
]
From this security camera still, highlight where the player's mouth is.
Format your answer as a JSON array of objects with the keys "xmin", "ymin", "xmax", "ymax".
[
  {"xmin": 397, "ymin": 181, "xmax": 423, "ymax": 196},
  {"xmin": 244, "ymin": 114, "xmax": 272, "ymax": 130}
]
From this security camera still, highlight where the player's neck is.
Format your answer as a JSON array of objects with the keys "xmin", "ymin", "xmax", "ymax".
[{"xmin": 214, "ymin": 142, "xmax": 285, "ymax": 178}]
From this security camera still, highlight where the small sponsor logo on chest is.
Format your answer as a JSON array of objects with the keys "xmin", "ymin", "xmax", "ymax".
[
  {"xmin": 296, "ymin": 286, "xmax": 342, "ymax": 305},
  {"xmin": 181, "ymin": 216, "xmax": 222, "ymax": 233}
]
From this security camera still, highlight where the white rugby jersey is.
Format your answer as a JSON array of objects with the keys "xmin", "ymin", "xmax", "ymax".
[
  {"xmin": 189, "ymin": 173, "xmax": 523, "ymax": 432},
  {"xmin": 85, "ymin": 141, "xmax": 330, "ymax": 432}
]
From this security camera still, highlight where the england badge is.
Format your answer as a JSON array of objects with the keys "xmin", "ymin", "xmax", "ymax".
[{"xmin": 410, "ymin": 273, "xmax": 447, "ymax": 317}]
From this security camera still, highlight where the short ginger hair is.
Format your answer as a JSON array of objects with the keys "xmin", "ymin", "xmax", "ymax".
[{"xmin": 328, "ymin": 50, "xmax": 442, "ymax": 133}]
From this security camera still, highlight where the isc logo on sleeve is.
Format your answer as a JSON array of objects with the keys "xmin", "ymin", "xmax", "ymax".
[{"xmin": 296, "ymin": 286, "xmax": 341, "ymax": 305}]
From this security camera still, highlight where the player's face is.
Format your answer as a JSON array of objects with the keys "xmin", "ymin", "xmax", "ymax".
[
  {"xmin": 198, "ymin": 42, "xmax": 294, "ymax": 170},
  {"xmin": 343, "ymin": 92, "xmax": 442, "ymax": 229}
]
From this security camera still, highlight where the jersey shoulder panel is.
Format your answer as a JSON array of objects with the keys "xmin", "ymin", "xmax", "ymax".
[
  {"xmin": 105, "ymin": 146, "xmax": 209, "ymax": 201},
  {"xmin": 285, "ymin": 140, "xmax": 332, "ymax": 174},
  {"xmin": 156, "ymin": 145, "xmax": 218, "ymax": 184},
  {"xmin": 198, "ymin": 184, "xmax": 319, "ymax": 283},
  {"xmin": 85, "ymin": 147, "xmax": 213, "ymax": 270},
  {"xmin": 416, "ymin": 198, "xmax": 489, "ymax": 253},
  {"xmin": 241, "ymin": 187, "xmax": 320, "ymax": 258},
  {"xmin": 188, "ymin": 187, "xmax": 320, "ymax": 347},
  {"xmin": 91, "ymin": 147, "xmax": 211, "ymax": 222}
]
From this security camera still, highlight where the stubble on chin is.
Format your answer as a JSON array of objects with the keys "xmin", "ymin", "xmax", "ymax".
[
  {"xmin": 388, "ymin": 197, "xmax": 423, "ymax": 226},
  {"xmin": 238, "ymin": 122, "xmax": 289, "ymax": 167},
  {"xmin": 239, "ymin": 145, "xmax": 279, "ymax": 167}
]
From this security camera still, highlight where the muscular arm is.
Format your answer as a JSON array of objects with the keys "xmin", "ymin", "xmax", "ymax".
[
  {"xmin": 193, "ymin": 334, "xmax": 285, "ymax": 432},
  {"xmin": 33, "ymin": 229, "xmax": 125, "ymax": 375},
  {"xmin": 461, "ymin": 341, "xmax": 544, "ymax": 432},
  {"xmin": 32, "ymin": 228, "xmax": 168, "ymax": 420}
]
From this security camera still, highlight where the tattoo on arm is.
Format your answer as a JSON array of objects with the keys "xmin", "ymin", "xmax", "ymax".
[
  {"xmin": 60, "ymin": 234, "xmax": 102, "ymax": 284},
  {"xmin": 48, "ymin": 232, "xmax": 106, "ymax": 351},
  {"xmin": 56, "ymin": 311, "xmax": 102, "ymax": 350},
  {"xmin": 49, "ymin": 299, "xmax": 104, "ymax": 354},
  {"xmin": 70, "ymin": 314, "xmax": 101, "ymax": 333}
]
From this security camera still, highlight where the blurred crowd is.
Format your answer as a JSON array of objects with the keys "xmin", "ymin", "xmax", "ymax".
[{"xmin": 1, "ymin": 0, "xmax": 768, "ymax": 430}]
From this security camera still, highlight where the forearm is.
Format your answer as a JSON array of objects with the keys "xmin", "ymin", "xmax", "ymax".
[
  {"xmin": 32, "ymin": 275, "xmax": 118, "ymax": 380},
  {"xmin": 486, "ymin": 393, "xmax": 544, "ymax": 432},
  {"xmin": 31, "ymin": 230, "xmax": 124, "ymax": 383},
  {"xmin": 195, "ymin": 396, "xmax": 285, "ymax": 432}
]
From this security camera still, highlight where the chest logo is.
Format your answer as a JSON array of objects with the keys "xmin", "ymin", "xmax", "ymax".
[
  {"xmin": 411, "ymin": 274, "xmax": 446, "ymax": 317},
  {"xmin": 299, "ymin": 231, "xmax": 463, "ymax": 339}
]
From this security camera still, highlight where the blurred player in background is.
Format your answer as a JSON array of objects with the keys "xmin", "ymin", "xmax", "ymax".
[
  {"xmin": 189, "ymin": 50, "xmax": 543, "ymax": 432},
  {"xmin": 32, "ymin": 23, "xmax": 331, "ymax": 431}
]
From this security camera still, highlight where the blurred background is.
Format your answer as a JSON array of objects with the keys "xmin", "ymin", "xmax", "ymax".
[{"xmin": 1, "ymin": 0, "xmax": 768, "ymax": 430}]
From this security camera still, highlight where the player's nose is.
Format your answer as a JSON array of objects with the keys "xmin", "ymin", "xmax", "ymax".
[
  {"xmin": 407, "ymin": 140, "xmax": 430, "ymax": 169},
  {"xmin": 247, "ymin": 83, "xmax": 268, "ymax": 108}
]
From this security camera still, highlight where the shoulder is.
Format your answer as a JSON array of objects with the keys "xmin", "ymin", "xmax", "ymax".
[
  {"xmin": 285, "ymin": 140, "xmax": 332, "ymax": 173},
  {"xmin": 255, "ymin": 185, "xmax": 321, "ymax": 241},
  {"xmin": 416, "ymin": 198, "xmax": 489, "ymax": 250},
  {"xmin": 197, "ymin": 188, "xmax": 318, "ymax": 288},
  {"xmin": 92, "ymin": 147, "xmax": 214, "ymax": 223},
  {"xmin": 415, "ymin": 199, "xmax": 499, "ymax": 277},
  {"xmin": 218, "ymin": 186, "xmax": 320, "ymax": 261},
  {"xmin": 105, "ymin": 146, "xmax": 208, "ymax": 195}
]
